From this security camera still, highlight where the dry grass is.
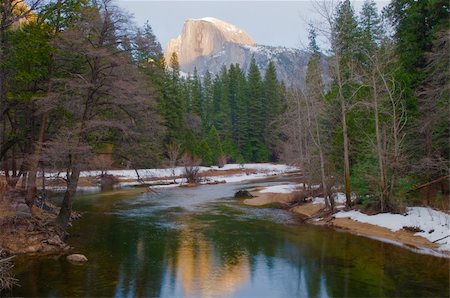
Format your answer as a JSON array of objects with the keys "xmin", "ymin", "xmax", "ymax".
[
  {"xmin": 0, "ymin": 250, "xmax": 17, "ymax": 291},
  {"xmin": 0, "ymin": 182, "xmax": 14, "ymax": 219}
]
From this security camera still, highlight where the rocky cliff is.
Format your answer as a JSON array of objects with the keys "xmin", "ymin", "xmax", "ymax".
[
  {"xmin": 164, "ymin": 17, "xmax": 317, "ymax": 87},
  {"xmin": 164, "ymin": 17, "xmax": 255, "ymax": 67}
]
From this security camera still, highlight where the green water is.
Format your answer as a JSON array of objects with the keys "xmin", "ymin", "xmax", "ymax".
[{"xmin": 9, "ymin": 181, "xmax": 450, "ymax": 297}]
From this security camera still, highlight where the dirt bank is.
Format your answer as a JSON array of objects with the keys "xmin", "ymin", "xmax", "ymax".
[
  {"xmin": 243, "ymin": 191, "xmax": 296, "ymax": 206},
  {"xmin": 243, "ymin": 188, "xmax": 449, "ymax": 257}
]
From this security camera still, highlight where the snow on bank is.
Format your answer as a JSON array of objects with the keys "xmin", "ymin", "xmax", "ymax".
[
  {"xmin": 312, "ymin": 193, "xmax": 348, "ymax": 205},
  {"xmin": 41, "ymin": 163, "xmax": 299, "ymax": 180},
  {"xmin": 260, "ymin": 184, "xmax": 299, "ymax": 194},
  {"xmin": 335, "ymin": 207, "xmax": 450, "ymax": 251}
]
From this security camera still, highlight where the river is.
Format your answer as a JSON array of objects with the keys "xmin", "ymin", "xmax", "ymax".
[{"xmin": 10, "ymin": 179, "xmax": 450, "ymax": 297}]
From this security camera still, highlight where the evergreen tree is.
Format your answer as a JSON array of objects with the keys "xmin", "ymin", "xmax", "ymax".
[
  {"xmin": 246, "ymin": 57, "xmax": 264, "ymax": 160},
  {"xmin": 333, "ymin": 0, "xmax": 362, "ymax": 71},
  {"xmin": 308, "ymin": 24, "xmax": 320, "ymax": 55},
  {"xmin": 263, "ymin": 60, "xmax": 281, "ymax": 121},
  {"xmin": 228, "ymin": 64, "xmax": 240, "ymax": 141},
  {"xmin": 242, "ymin": 139, "xmax": 253, "ymax": 162},
  {"xmin": 188, "ymin": 67, "xmax": 202, "ymax": 115},
  {"xmin": 222, "ymin": 138, "xmax": 239, "ymax": 162},
  {"xmin": 206, "ymin": 126, "xmax": 223, "ymax": 165},
  {"xmin": 255, "ymin": 144, "xmax": 269, "ymax": 162},
  {"xmin": 198, "ymin": 139, "xmax": 213, "ymax": 166},
  {"xmin": 359, "ymin": 0, "xmax": 383, "ymax": 54},
  {"xmin": 161, "ymin": 52, "xmax": 183, "ymax": 141},
  {"xmin": 182, "ymin": 129, "xmax": 199, "ymax": 157},
  {"xmin": 330, "ymin": 0, "xmax": 362, "ymax": 207},
  {"xmin": 262, "ymin": 60, "xmax": 283, "ymax": 160},
  {"xmin": 202, "ymin": 70, "xmax": 214, "ymax": 131},
  {"xmin": 216, "ymin": 66, "xmax": 232, "ymax": 138},
  {"xmin": 234, "ymin": 65, "xmax": 249, "ymax": 149}
]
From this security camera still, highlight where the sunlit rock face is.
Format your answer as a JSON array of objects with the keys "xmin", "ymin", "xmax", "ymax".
[
  {"xmin": 164, "ymin": 17, "xmax": 320, "ymax": 87},
  {"xmin": 11, "ymin": 0, "xmax": 36, "ymax": 29},
  {"xmin": 164, "ymin": 17, "xmax": 255, "ymax": 67}
]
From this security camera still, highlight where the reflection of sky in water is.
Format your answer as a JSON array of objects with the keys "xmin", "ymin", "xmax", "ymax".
[{"xmin": 10, "ymin": 179, "xmax": 450, "ymax": 297}]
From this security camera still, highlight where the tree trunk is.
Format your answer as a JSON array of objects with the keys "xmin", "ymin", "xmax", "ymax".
[
  {"xmin": 25, "ymin": 113, "xmax": 48, "ymax": 206},
  {"xmin": 334, "ymin": 49, "xmax": 352, "ymax": 209},
  {"xmin": 57, "ymin": 167, "xmax": 81, "ymax": 231},
  {"xmin": 372, "ymin": 74, "xmax": 386, "ymax": 212},
  {"xmin": 341, "ymin": 96, "xmax": 352, "ymax": 208}
]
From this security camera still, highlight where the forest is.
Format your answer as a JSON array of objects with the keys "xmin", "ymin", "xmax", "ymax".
[
  {"xmin": 0, "ymin": 0, "xmax": 448, "ymax": 289},
  {"xmin": 0, "ymin": 0, "xmax": 448, "ymax": 224}
]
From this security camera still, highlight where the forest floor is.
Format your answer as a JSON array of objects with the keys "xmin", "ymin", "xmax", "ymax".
[{"xmin": 243, "ymin": 184, "xmax": 450, "ymax": 258}]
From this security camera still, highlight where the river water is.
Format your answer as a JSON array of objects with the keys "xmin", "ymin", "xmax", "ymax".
[{"xmin": 10, "ymin": 180, "xmax": 450, "ymax": 297}]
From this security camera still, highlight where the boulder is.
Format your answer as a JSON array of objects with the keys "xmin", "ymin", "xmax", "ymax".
[
  {"xmin": 67, "ymin": 254, "xmax": 88, "ymax": 264},
  {"xmin": 234, "ymin": 190, "xmax": 253, "ymax": 198}
]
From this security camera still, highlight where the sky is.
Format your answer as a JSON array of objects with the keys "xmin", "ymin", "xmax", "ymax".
[{"xmin": 115, "ymin": 1, "xmax": 389, "ymax": 50}]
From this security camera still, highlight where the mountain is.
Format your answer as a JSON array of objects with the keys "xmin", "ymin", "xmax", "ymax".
[{"xmin": 164, "ymin": 17, "xmax": 312, "ymax": 87}]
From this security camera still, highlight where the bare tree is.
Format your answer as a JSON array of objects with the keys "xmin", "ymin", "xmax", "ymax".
[
  {"xmin": 313, "ymin": 0, "xmax": 363, "ymax": 208},
  {"xmin": 304, "ymin": 56, "xmax": 335, "ymax": 210},
  {"xmin": 414, "ymin": 27, "xmax": 450, "ymax": 188},
  {"xmin": 42, "ymin": 0, "xmax": 161, "ymax": 230},
  {"xmin": 181, "ymin": 153, "xmax": 201, "ymax": 184},
  {"xmin": 166, "ymin": 141, "xmax": 181, "ymax": 182}
]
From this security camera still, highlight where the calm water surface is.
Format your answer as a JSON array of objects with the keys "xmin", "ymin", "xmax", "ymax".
[{"xmin": 10, "ymin": 181, "xmax": 450, "ymax": 297}]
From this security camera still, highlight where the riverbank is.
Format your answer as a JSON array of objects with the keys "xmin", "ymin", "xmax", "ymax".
[
  {"xmin": 34, "ymin": 163, "xmax": 299, "ymax": 190},
  {"xmin": 0, "ymin": 164, "xmax": 299, "ymax": 256},
  {"xmin": 242, "ymin": 184, "xmax": 450, "ymax": 258}
]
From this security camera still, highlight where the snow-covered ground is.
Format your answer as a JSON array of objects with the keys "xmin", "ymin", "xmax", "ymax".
[
  {"xmin": 335, "ymin": 208, "xmax": 450, "ymax": 252},
  {"xmin": 257, "ymin": 182, "xmax": 450, "ymax": 252},
  {"xmin": 41, "ymin": 163, "xmax": 299, "ymax": 186},
  {"xmin": 259, "ymin": 184, "xmax": 298, "ymax": 194},
  {"xmin": 311, "ymin": 193, "xmax": 348, "ymax": 205}
]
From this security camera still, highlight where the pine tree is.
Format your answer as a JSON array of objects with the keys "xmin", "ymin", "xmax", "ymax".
[
  {"xmin": 262, "ymin": 60, "xmax": 282, "ymax": 159},
  {"xmin": 206, "ymin": 126, "xmax": 223, "ymax": 165},
  {"xmin": 246, "ymin": 57, "xmax": 264, "ymax": 160},
  {"xmin": 359, "ymin": 0, "xmax": 383, "ymax": 55},
  {"xmin": 254, "ymin": 144, "xmax": 269, "ymax": 162},
  {"xmin": 201, "ymin": 70, "xmax": 214, "ymax": 131},
  {"xmin": 308, "ymin": 23, "xmax": 320, "ymax": 55},
  {"xmin": 242, "ymin": 139, "xmax": 253, "ymax": 162},
  {"xmin": 333, "ymin": 0, "xmax": 361, "ymax": 72},
  {"xmin": 216, "ymin": 66, "xmax": 232, "ymax": 138},
  {"xmin": 189, "ymin": 67, "xmax": 202, "ymax": 115},
  {"xmin": 183, "ymin": 129, "xmax": 199, "ymax": 157},
  {"xmin": 228, "ymin": 64, "xmax": 240, "ymax": 141},
  {"xmin": 222, "ymin": 138, "xmax": 239, "ymax": 162},
  {"xmin": 234, "ymin": 64, "xmax": 249, "ymax": 149},
  {"xmin": 198, "ymin": 139, "xmax": 213, "ymax": 166},
  {"xmin": 263, "ymin": 60, "xmax": 280, "ymax": 121},
  {"xmin": 331, "ymin": 0, "xmax": 362, "ymax": 207},
  {"xmin": 161, "ymin": 52, "xmax": 184, "ymax": 142}
]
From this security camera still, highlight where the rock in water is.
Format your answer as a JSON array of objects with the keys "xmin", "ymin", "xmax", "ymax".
[
  {"xmin": 67, "ymin": 254, "xmax": 88, "ymax": 264},
  {"xmin": 234, "ymin": 190, "xmax": 253, "ymax": 198}
]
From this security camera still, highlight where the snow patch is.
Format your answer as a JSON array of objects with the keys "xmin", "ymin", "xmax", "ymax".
[
  {"xmin": 189, "ymin": 17, "xmax": 244, "ymax": 34},
  {"xmin": 335, "ymin": 207, "xmax": 450, "ymax": 251},
  {"xmin": 260, "ymin": 184, "xmax": 298, "ymax": 194},
  {"xmin": 42, "ymin": 163, "xmax": 299, "ymax": 188}
]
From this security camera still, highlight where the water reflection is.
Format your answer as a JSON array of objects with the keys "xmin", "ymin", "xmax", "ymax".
[
  {"xmin": 10, "ymin": 184, "xmax": 450, "ymax": 297},
  {"xmin": 162, "ymin": 229, "xmax": 250, "ymax": 297}
]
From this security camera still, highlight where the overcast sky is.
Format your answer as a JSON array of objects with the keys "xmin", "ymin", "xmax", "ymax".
[{"xmin": 116, "ymin": 1, "xmax": 388, "ymax": 50}]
